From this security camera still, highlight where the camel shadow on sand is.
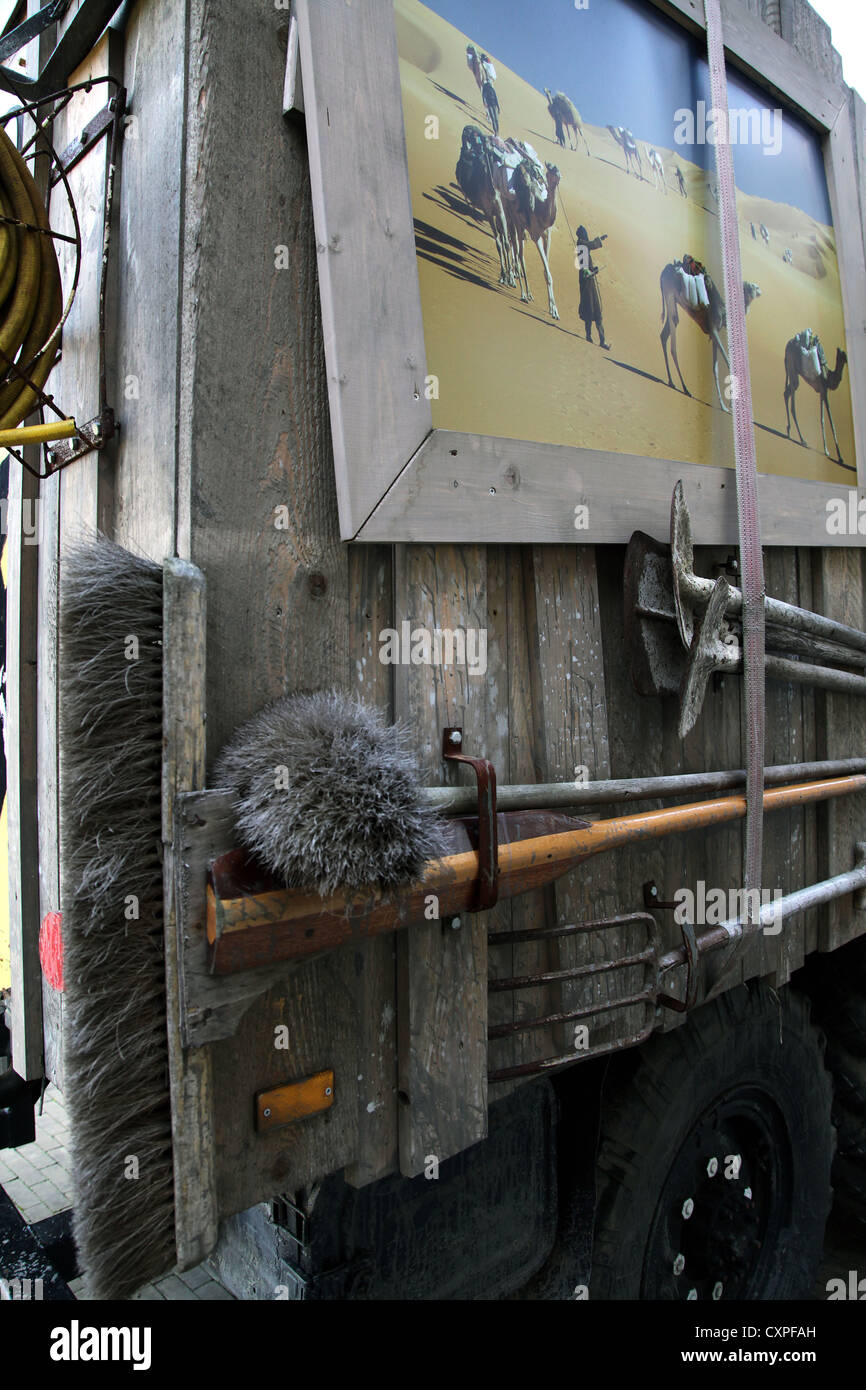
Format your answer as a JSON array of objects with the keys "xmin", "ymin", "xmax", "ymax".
[
  {"xmin": 413, "ymin": 215, "xmax": 504, "ymax": 294},
  {"xmin": 754, "ymin": 418, "xmax": 856, "ymax": 472}
]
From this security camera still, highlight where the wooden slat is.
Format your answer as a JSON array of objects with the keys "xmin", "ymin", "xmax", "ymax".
[
  {"xmin": 814, "ymin": 548, "xmax": 866, "ymax": 951},
  {"xmin": 393, "ymin": 543, "xmax": 488, "ymax": 1176},
  {"xmin": 6, "ymin": 462, "xmax": 43, "ymax": 1080},
  {"xmin": 294, "ymin": 0, "xmax": 432, "ymax": 536},
  {"xmin": 356, "ymin": 431, "xmax": 864, "ymax": 546},
  {"xmin": 824, "ymin": 95, "xmax": 866, "ymax": 494},
  {"xmin": 162, "ymin": 558, "xmax": 217, "ymax": 1270}
]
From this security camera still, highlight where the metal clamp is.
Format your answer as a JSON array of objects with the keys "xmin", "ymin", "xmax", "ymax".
[
  {"xmin": 657, "ymin": 917, "xmax": 700, "ymax": 1013},
  {"xmin": 442, "ymin": 727, "xmax": 499, "ymax": 910}
]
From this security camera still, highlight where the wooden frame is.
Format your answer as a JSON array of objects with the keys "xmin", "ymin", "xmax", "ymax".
[{"xmin": 293, "ymin": 0, "xmax": 866, "ymax": 545}]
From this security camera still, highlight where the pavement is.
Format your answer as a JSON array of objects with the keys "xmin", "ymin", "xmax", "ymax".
[{"xmin": 0, "ymin": 1085, "xmax": 233, "ymax": 1300}]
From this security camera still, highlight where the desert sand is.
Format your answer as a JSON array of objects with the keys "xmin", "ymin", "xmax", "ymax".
[{"xmin": 396, "ymin": 0, "xmax": 856, "ymax": 484}]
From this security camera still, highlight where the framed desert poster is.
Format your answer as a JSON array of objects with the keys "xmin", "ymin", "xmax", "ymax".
[{"xmin": 292, "ymin": 0, "xmax": 866, "ymax": 544}]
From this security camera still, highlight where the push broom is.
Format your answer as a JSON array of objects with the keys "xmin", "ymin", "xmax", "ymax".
[{"xmin": 60, "ymin": 537, "xmax": 866, "ymax": 1297}]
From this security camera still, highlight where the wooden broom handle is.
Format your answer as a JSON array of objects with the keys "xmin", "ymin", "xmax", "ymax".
[{"xmin": 205, "ymin": 775, "xmax": 866, "ymax": 975}]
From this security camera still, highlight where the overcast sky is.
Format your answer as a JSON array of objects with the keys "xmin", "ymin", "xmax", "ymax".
[{"xmin": 807, "ymin": 0, "xmax": 866, "ymax": 100}]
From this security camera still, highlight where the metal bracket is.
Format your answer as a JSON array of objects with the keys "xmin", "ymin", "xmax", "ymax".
[
  {"xmin": 43, "ymin": 407, "xmax": 115, "ymax": 475},
  {"xmin": 442, "ymin": 727, "xmax": 499, "ymax": 910},
  {"xmin": 657, "ymin": 917, "xmax": 700, "ymax": 1013}
]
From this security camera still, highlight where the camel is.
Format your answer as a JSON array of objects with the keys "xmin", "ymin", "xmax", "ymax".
[
  {"xmin": 783, "ymin": 247, "xmax": 793, "ymax": 264},
  {"xmin": 607, "ymin": 125, "xmax": 641, "ymax": 177},
  {"xmin": 659, "ymin": 261, "xmax": 761, "ymax": 411},
  {"xmin": 760, "ymin": 222, "xmax": 770, "ymax": 247},
  {"xmin": 544, "ymin": 89, "xmax": 590, "ymax": 155},
  {"xmin": 646, "ymin": 146, "xmax": 666, "ymax": 193},
  {"xmin": 503, "ymin": 157, "xmax": 561, "ymax": 319},
  {"xmin": 783, "ymin": 334, "xmax": 848, "ymax": 462},
  {"xmin": 750, "ymin": 222, "xmax": 757, "ymax": 240},
  {"xmin": 455, "ymin": 125, "xmax": 515, "ymax": 288},
  {"xmin": 675, "ymin": 165, "xmax": 687, "ymax": 197}
]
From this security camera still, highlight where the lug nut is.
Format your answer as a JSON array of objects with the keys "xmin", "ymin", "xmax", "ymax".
[
  {"xmin": 682, "ymin": 1198, "xmax": 694, "ymax": 1219},
  {"xmin": 707, "ymin": 1156, "xmax": 719, "ymax": 1177},
  {"xmin": 673, "ymin": 1254, "xmax": 685, "ymax": 1275},
  {"xmin": 712, "ymin": 1282, "xmax": 723, "ymax": 1300}
]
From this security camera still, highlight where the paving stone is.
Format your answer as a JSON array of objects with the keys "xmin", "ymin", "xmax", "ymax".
[{"xmin": 180, "ymin": 1266, "xmax": 212, "ymax": 1290}]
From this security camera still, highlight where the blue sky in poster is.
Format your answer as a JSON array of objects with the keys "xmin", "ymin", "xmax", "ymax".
[{"xmin": 423, "ymin": 0, "xmax": 833, "ymax": 224}]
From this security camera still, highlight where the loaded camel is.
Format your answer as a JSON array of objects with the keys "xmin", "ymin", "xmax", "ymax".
[
  {"xmin": 783, "ymin": 247, "xmax": 793, "ymax": 264},
  {"xmin": 759, "ymin": 222, "xmax": 770, "ymax": 247},
  {"xmin": 675, "ymin": 165, "xmax": 687, "ymax": 197},
  {"xmin": 646, "ymin": 146, "xmax": 667, "ymax": 193},
  {"xmin": 783, "ymin": 334, "xmax": 848, "ymax": 463},
  {"xmin": 607, "ymin": 125, "xmax": 642, "ymax": 177},
  {"xmin": 503, "ymin": 157, "xmax": 562, "ymax": 319},
  {"xmin": 544, "ymin": 89, "xmax": 590, "ymax": 155},
  {"xmin": 455, "ymin": 125, "xmax": 515, "ymax": 287},
  {"xmin": 659, "ymin": 261, "xmax": 761, "ymax": 412}
]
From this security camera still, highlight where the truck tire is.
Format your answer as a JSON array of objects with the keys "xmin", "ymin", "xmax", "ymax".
[
  {"xmin": 590, "ymin": 982, "xmax": 832, "ymax": 1300},
  {"xmin": 807, "ymin": 937, "xmax": 866, "ymax": 1234}
]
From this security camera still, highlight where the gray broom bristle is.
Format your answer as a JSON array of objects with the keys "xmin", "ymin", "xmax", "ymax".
[
  {"xmin": 60, "ymin": 536, "xmax": 175, "ymax": 1300},
  {"xmin": 213, "ymin": 690, "xmax": 449, "ymax": 897}
]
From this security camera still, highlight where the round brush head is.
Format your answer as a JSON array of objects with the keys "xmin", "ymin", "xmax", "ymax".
[{"xmin": 213, "ymin": 690, "xmax": 448, "ymax": 896}]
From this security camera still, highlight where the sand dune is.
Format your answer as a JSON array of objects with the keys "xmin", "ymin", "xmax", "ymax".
[{"xmin": 396, "ymin": 0, "xmax": 855, "ymax": 483}]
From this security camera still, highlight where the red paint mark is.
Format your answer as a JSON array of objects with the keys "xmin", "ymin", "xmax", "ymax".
[{"xmin": 39, "ymin": 912, "xmax": 64, "ymax": 991}]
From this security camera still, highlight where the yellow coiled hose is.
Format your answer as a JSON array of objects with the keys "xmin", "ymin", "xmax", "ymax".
[{"xmin": 0, "ymin": 121, "xmax": 62, "ymax": 432}]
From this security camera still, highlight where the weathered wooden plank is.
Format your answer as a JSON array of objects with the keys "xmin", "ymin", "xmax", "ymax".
[
  {"xmin": 112, "ymin": 0, "xmax": 185, "ymax": 561},
  {"xmin": 814, "ymin": 548, "xmax": 866, "ymax": 952},
  {"xmin": 294, "ymin": 0, "xmax": 431, "ymax": 536},
  {"xmin": 177, "ymin": 0, "xmax": 377, "ymax": 1222},
  {"xmin": 6, "ymin": 464, "xmax": 43, "ymax": 1080},
  {"xmin": 356, "ymin": 432, "xmax": 863, "ymax": 547},
  {"xmin": 162, "ymin": 559, "xmax": 218, "ymax": 1270},
  {"xmin": 344, "ymin": 542, "xmax": 400, "ymax": 1188},
  {"xmin": 825, "ymin": 94, "xmax": 866, "ymax": 494},
  {"xmin": 393, "ymin": 542, "xmax": 488, "ymax": 1176}
]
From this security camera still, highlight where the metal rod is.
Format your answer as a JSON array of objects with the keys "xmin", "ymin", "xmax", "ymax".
[
  {"xmin": 659, "ymin": 850, "xmax": 866, "ymax": 975},
  {"xmin": 208, "ymin": 774, "xmax": 866, "ymax": 973},
  {"xmin": 423, "ymin": 757, "xmax": 866, "ymax": 816}
]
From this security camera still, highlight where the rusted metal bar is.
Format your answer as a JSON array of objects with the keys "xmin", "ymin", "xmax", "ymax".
[
  {"xmin": 658, "ymin": 845, "xmax": 866, "ymax": 979},
  {"xmin": 441, "ymin": 727, "xmax": 498, "ymax": 909},
  {"xmin": 423, "ymin": 757, "xmax": 866, "ymax": 816},
  {"xmin": 672, "ymin": 478, "xmax": 866, "ymax": 653},
  {"xmin": 206, "ymin": 774, "xmax": 866, "ymax": 974}
]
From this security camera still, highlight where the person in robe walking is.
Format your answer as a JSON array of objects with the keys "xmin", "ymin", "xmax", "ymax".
[{"xmin": 576, "ymin": 224, "xmax": 609, "ymax": 348}]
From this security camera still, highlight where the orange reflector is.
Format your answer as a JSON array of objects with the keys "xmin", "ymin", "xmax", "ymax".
[{"xmin": 255, "ymin": 1069, "xmax": 335, "ymax": 1133}]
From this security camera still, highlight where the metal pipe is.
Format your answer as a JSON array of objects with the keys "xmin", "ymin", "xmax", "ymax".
[
  {"xmin": 673, "ymin": 479, "xmax": 866, "ymax": 653},
  {"xmin": 423, "ymin": 757, "xmax": 866, "ymax": 816},
  {"xmin": 208, "ymin": 774, "xmax": 866, "ymax": 973},
  {"xmin": 659, "ymin": 849, "xmax": 866, "ymax": 976}
]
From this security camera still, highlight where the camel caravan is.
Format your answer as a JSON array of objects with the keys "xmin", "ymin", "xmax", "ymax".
[
  {"xmin": 449, "ymin": 32, "xmax": 849, "ymax": 463},
  {"xmin": 456, "ymin": 125, "xmax": 561, "ymax": 319}
]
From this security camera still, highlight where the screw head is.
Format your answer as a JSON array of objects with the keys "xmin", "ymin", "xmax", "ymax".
[
  {"xmin": 449, "ymin": 730, "xmax": 462, "ymax": 745},
  {"xmin": 324, "ymin": 1086, "xmax": 332, "ymax": 1097},
  {"xmin": 673, "ymin": 1253, "xmax": 685, "ymax": 1275},
  {"xmin": 682, "ymin": 1198, "xmax": 694, "ymax": 1219},
  {"xmin": 712, "ymin": 1282, "xmax": 723, "ymax": 1300},
  {"xmin": 744, "ymin": 1186, "xmax": 752, "ymax": 1200},
  {"xmin": 45, "ymin": 449, "xmax": 56, "ymax": 465},
  {"xmin": 263, "ymin": 1107, "xmax": 271, "ymax": 1118},
  {"xmin": 450, "ymin": 915, "xmax": 462, "ymax": 930},
  {"xmin": 707, "ymin": 1156, "xmax": 719, "ymax": 1177}
]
